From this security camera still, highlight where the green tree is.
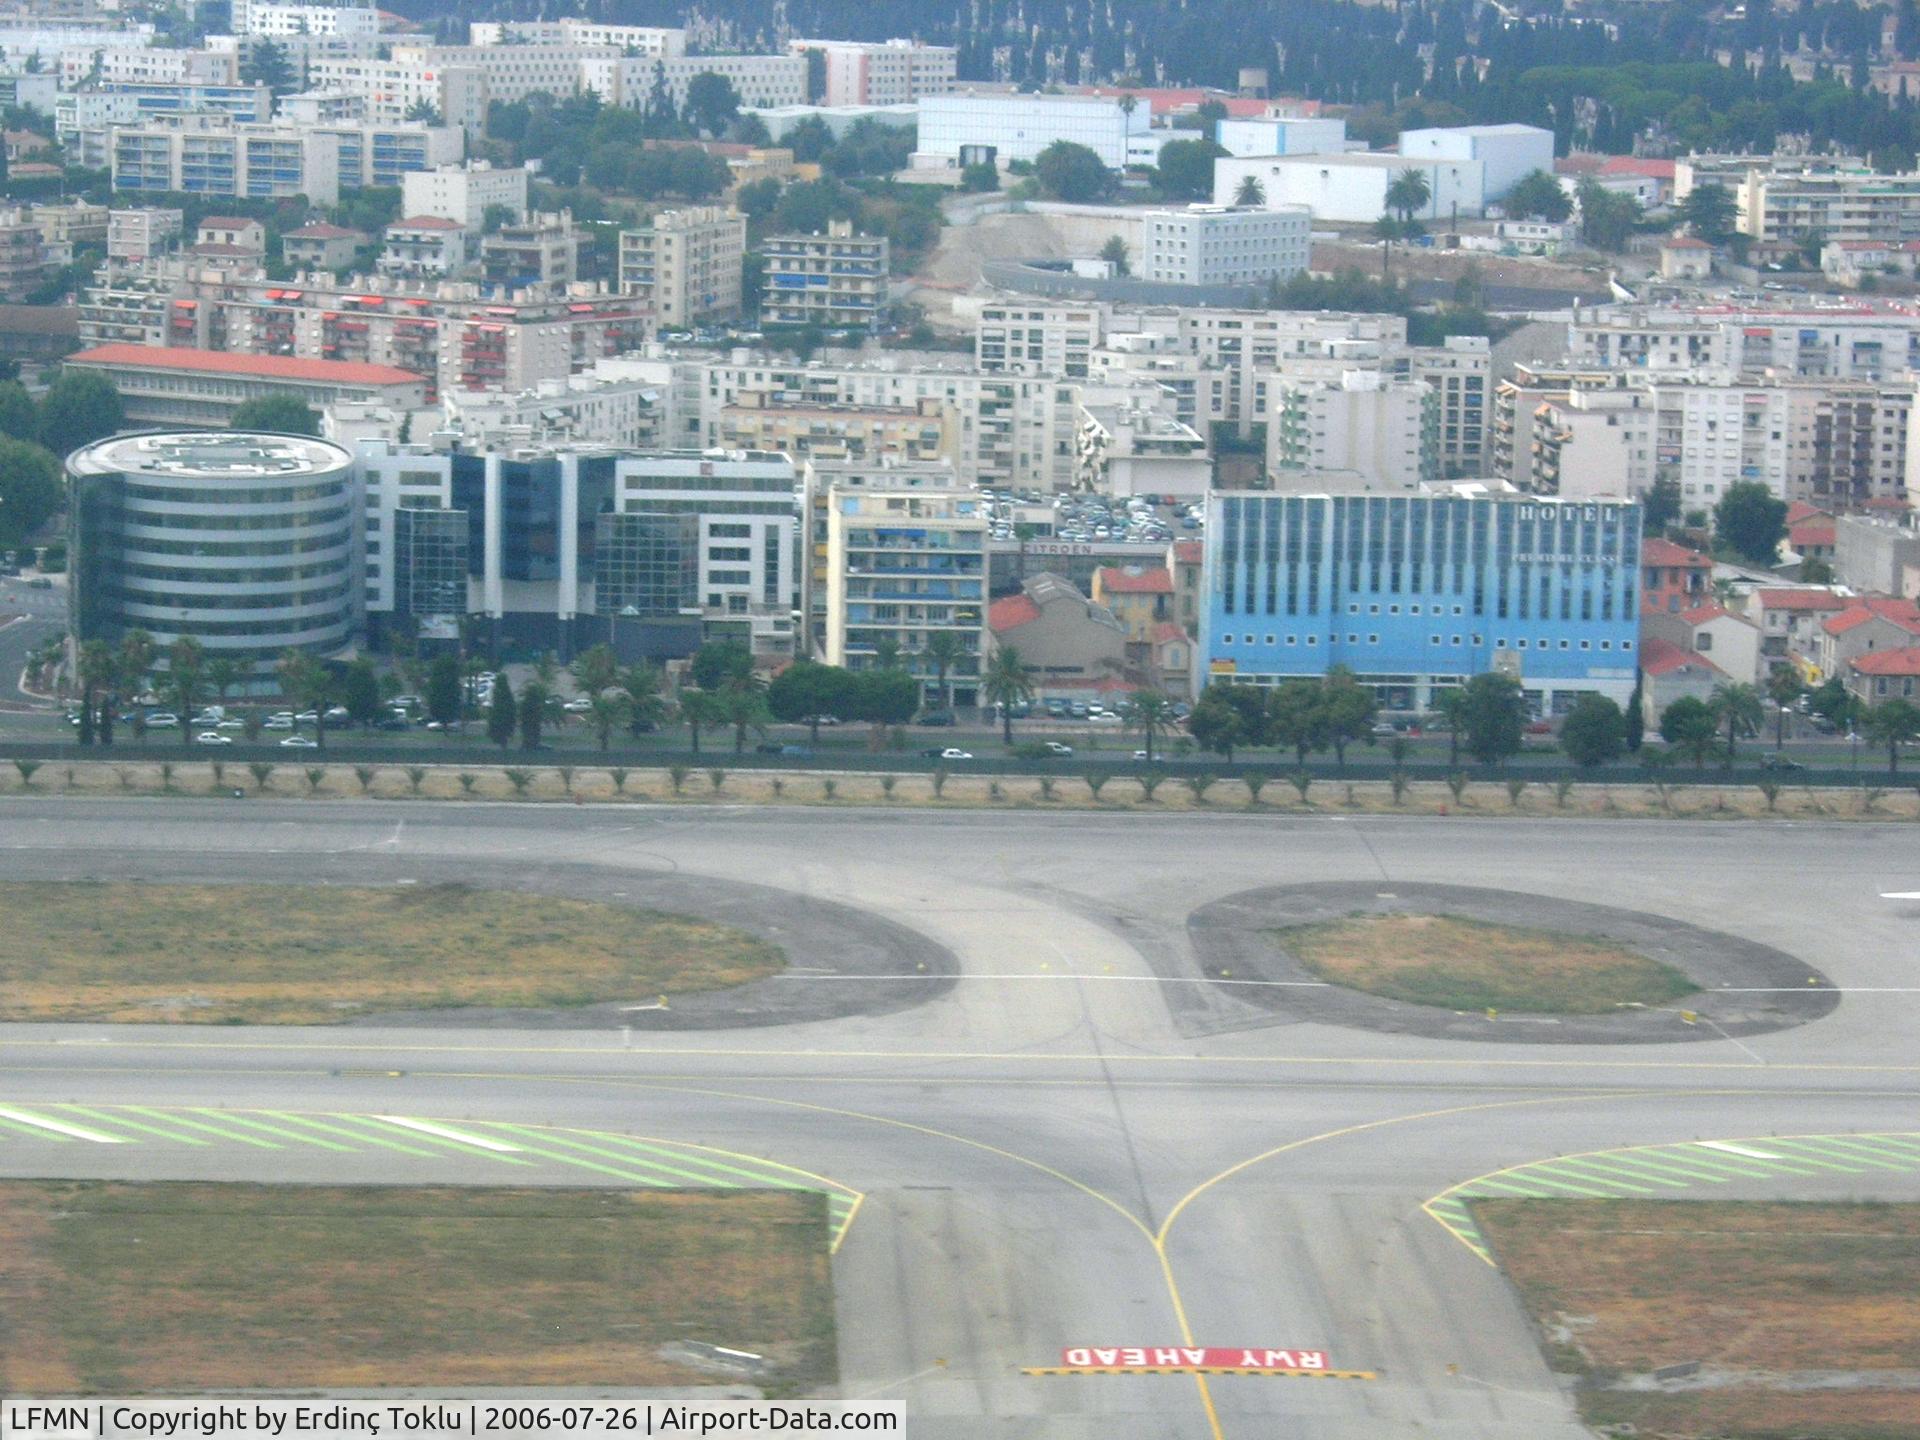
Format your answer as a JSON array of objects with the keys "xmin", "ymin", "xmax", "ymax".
[
  {"xmin": 1766, "ymin": 668, "xmax": 1803, "ymax": 749},
  {"xmin": 1559, "ymin": 692, "xmax": 1626, "ymax": 768},
  {"xmin": 618, "ymin": 662, "xmax": 669, "ymax": 734},
  {"xmin": 1233, "ymin": 174, "xmax": 1265, "ymax": 207},
  {"xmin": 1385, "ymin": 168, "xmax": 1432, "ymax": 223},
  {"xmin": 980, "ymin": 646, "xmax": 1036, "ymax": 744},
  {"xmin": 1575, "ymin": 178, "xmax": 1642, "ymax": 252},
  {"xmin": 1099, "ymin": 235, "xmax": 1131, "ymax": 276},
  {"xmin": 683, "ymin": 71, "xmax": 740, "ymax": 138},
  {"xmin": 1432, "ymin": 686, "xmax": 1468, "ymax": 766},
  {"xmin": 240, "ymin": 37, "xmax": 295, "ymax": 93},
  {"xmin": 960, "ymin": 161, "xmax": 1000, "ymax": 193},
  {"xmin": 0, "ymin": 437, "xmax": 62, "ymax": 547},
  {"xmin": 1155, "ymin": 138, "xmax": 1226, "ymax": 201},
  {"xmin": 517, "ymin": 680, "xmax": 549, "ymax": 750},
  {"xmin": 1119, "ymin": 689, "xmax": 1179, "ymax": 764},
  {"xmin": 425, "ymin": 654, "xmax": 463, "ymax": 730},
  {"xmin": 1625, "ymin": 677, "xmax": 1646, "ymax": 752},
  {"xmin": 680, "ymin": 687, "xmax": 721, "ymax": 755},
  {"xmin": 1034, "ymin": 140, "xmax": 1111, "ymax": 202},
  {"xmin": 717, "ymin": 668, "xmax": 771, "ymax": 755},
  {"xmin": 1504, "ymin": 169, "xmax": 1572, "ymax": 223},
  {"xmin": 1861, "ymin": 698, "xmax": 1920, "ymax": 774},
  {"xmin": 0, "ymin": 380, "xmax": 35, "ymax": 440},
  {"xmin": 165, "ymin": 635, "xmax": 205, "ymax": 721},
  {"xmin": 1319, "ymin": 665, "xmax": 1377, "ymax": 767},
  {"xmin": 1714, "ymin": 481, "xmax": 1788, "ymax": 565},
  {"xmin": 586, "ymin": 691, "xmax": 632, "ymax": 751},
  {"xmin": 205, "ymin": 655, "xmax": 244, "ymax": 710},
  {"xmin": 1659, "ymin": 695, "xmax": 1720, "ymax": 768},
  {"xmin": 487, "ymin": 671, "xmax": 517, "ymax": 749},
  {"xmin": 1680, "ymin": 182, "xmax": 1738, "ymax": 244},
  {"xmin": 1460, "ymin": 671, "xmax": 1525, "ymax": 767},
  {"xmin": 918, "ymin": 631, "xmax": 969, "ymax": 710},
  {"xmin": 1186, "ymin": 687, "xmax": 1246, "ymax": 760},
  {"xmin": 37, "ymin": 372, "xmax": 123, "ymax": 458},
  {"xmin": 276, "ymin": 649, "xmax": 333, "ymax": 749},
  {"xmin": 1708, "ymin": 680, "xmax": 1764, "ymax": 765},
  {"xmin": 1643, "ymin": 477, "xmax": 1683, "ymax": 536},
  {"xmin": 77, "ymin": 638, "xmax": 115, "ymax": 746},
  {"xmin": 341, "ymin": 656, "xmax": 382, "ymax": 729},
  {"xmin": 690, "ymin": 641, "xmax": 753, "ymax": 692},
  {"xmin": 1268, "ymin": 679, "xmax": 1328, "ymax": 765},
  {"xmin": 851, "ymin": 669, "xmax": 919, "ymax": 736},
  {"xmin": 228, "ymin": 393, "xmax": 319, "ymax": 436},
  {"xmin": 768, "ymin": 660, "xmax": 855, "ymax": 743},
  {"xmin": 570, "ymin": 642, "xmax": 620, "ymax": 698}
]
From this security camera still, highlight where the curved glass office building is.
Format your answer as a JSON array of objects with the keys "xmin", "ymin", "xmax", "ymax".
[{"xmin": 68, "ymin": 431, "xmax": 358, "ymax": 672}]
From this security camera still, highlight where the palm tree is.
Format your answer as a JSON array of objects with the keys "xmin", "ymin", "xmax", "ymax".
[
  {"xmin": 618, "ymin": 662, "xmax": 670, "ymax": 734},
  {"xmin": 571, "ymin": 643, "xmax": 620, "ymax": 698},
  {"xmin": 1234, "ymin": 175, "xmax": 1265, "ymax": 207},
  {"xmin": 1120, "ymin": 689, "xmax": 1179, "ymax": 764},
  {"xmin": 872, "ymin": 636, "xmax": 904, "ymax": 671},
  {"xmin": 205, "ymin": 655, "xmax": 244, "ymax": 711},
  {"xmin": 1708, "ymin": 681, "xmax": 1764, "ymax": 766},
  {"xmin": 1433, "ymin": 687, "xmax": 1468, "ymax": 768},
  {"xmin": 1374, "ymin": 213, "xmax": 1402, "ymax": 282},
  {"xmin": 1385, "ymin": 168, "xmax": 1432, "ymax": 224},
  {"xmin": 117, "ymin": 630, "xmax": 155, "ymax": 702},
  {"xmin": 1766, "ymin": 668, "xmax": 1802, "ymax": 750},
  {"xmin": 166, "ymin": 636, "xmax": 205, "ymax": 723},
  {"xmin": 980, "ymin": 646, "xmax": 1036, "ymax": 745},
  {"xmin": 277, "ymin": 648, "xmax": 334, "ymax": 749},
  {"xmin": 77, "ymin": 639, "xmax": 116, "ymax": 745},
  {"xmin": 919, "ymin": 631, "xmax": 968, "ymax": 711},
  {"xmin": 680, "ymin": 688, "xmax": 722, "ymax": 755},
  {"xmin": 586, "ymin": 691, "xmax": 633, "ymax": 751},
  {"xmin": 718, "ymin": 670, "xmax": 771, "ymax": 755},
  {"xmin": 1861, "ymin": 698, "xmax": 1920, "ymax": 775}
]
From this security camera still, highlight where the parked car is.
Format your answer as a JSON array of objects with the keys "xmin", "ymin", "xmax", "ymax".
[
  {"xmin": 194, "ymin": 731, "xmax": 233, "ymax": 746},
  {"xmin": 1760, "ymin": 754, "xmax": 1805, "ymax": 772},
  {"xmin": 801, "ymin": 713, "xmax": 841, "ymax": 727},
  {"xmin": 1087, "ymin": 712, "xmax": 1122, "ymax": 724},
  {"xmin": 323, "ymin": 706, "xmax": 350, "ymax": 724},
  {"xmin": 756, "ymin": 742, "xmax": 812, "ymax": 757},
  {"xmin": 262, "ymin": 716, "xmax": 295, "ymax": 730},
  {"xmin": 144, "ymin": 712, "xmax": 179, "ymax": 728},
  {"xmin": 278, "ymin": 735, "xmax": 320, "ymax": 748}
]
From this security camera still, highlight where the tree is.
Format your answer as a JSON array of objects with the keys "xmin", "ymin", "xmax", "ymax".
[
  {"xmin": 1559, "ymin": 693, "xmax": 1626, "ymax": 768},
  {"xmin": 1187, "ymin": 686, "xmax": 1247, "ymax": 759},
  {"xmin": 1504, "ymin": 169, "xmax": 1571, "ymax": 223},
  {"xmin": 240, "ymin": 38, "xmax": 294, "ymax": 94},
  {"xmin": 0, "ymin": 380, "xmax": 35, "ymax": 440},
  {"xmin": 487, "ymin": 671, "xmax": 517, "ymax": 749},
  {"xmin": 1861, "ymin": 698, "xmax": 1920, "ymax": 774},
  {"xmin": 717, "ymin": 669, "xmax": 770, "ymax": 755},
  {"xmin": 1625, "ymin": 677, "xmax": 1646, "ymax": 752},
  {"xmin": 960, "ymin": 161, "xmax": 1000, "ymax": 193},
  {"xmin": 1681, "ymin": 182, "xmax": 1738, "ymax": 245},
  {"xmin": 690, "ymin": 641, "xmax": 753, "ymax": 692},
  {"xmin": 1268, "ymin": 679, "xmax": 1328, "ymax": 765},
  {"xmin": 164, "ymin": 635, "xmax": 205, "ymax": 721},
  {"xmin": 618, "ymin": 662, "xmax": 669, "ymax": 734},
  {"xmin": 1643, "ymin": 477, "xmax": 1683, "ymax": 536},
  {"xmin": 1460, "ymin": 672, "xmax": 1525, "ymax": 767},
  {"xmin": 1099, "ymin": 235, "xmax": 1131, "ymax": 276},
  {"xmin": 425, "ymin": 655, "xmax": 462, "ymax": 731},
  {"xmin": 1120, "ymin": 689, "xmax": 1179, "ymax": 764},
  {"xmin": 1233, "ymin": 174, "xmax": 1266, "ymax": 207},
  {"xmin": 1766, "ymin": 668, "xmax": 1803, "ymax": 749},
  {"xmin": 768, "ymin": 661, "xmax": 854, "ymax": 744},
  {"xmin": 341, "ymin": 656, "xmax": 381, "ymax": 729},
  {"xmin": 684, "ymin": 71, "xmax": 740, "ymax": 138},
  {"xmin": 37, "ymin": 372, "xmax": 122, "ymax": 458},
  {"xmin": 1714, "ymin": 481, "xmax": 1788, "ymax": 565},
  {"xmin": 1385, "ymin": 168, "xmax": 1432, "ymax": 223},
  {"xmin": 1034, "ymin": 140, "xmax": 1110, "ymax": 203},
  {"xmin": 228, "ymin": 393, "xmax": 319, "ymax": 436},
  {"xmin": 981, "ymin": 646, "xmax": 1036, "ymax": 744},
  {"xmin": 586, "ymin": 691, "xmax": 632, "ymax": 751},
  {"xmin": 517, "ymin": 680, "xmax": 548, "ymax": 750},
  {"xmin": 1320, "ymin": 666, "xmax": 1377, "ymax": 767},
  {"xmin": 919, "ymin": 632, "xmax": 968, "ymax": 711},
  {"xmin": 1575, "ymin": 178, "xmax": 1641, "ymax": 252},
  {"xmin": 1433, "ymin": 686, "xmax": 1468, "ymax": 766},
  {"xmin": 78, "ymin": 639, "xmax": 116, "ymax": 747},
  {"xmin": 736, "ymin": 177, "xmax": 781, "ymax": 222},
  {"xmin": 0, "ymin": 438, "xmax": 61, "ymax": 547},
  {"xmin": 404, "ymin": 98, "xmax": 442, "ymax": 124},
  {"xmin": 851, "ymin": 669, "xmax": 918, "ymax": 739},
  {"xmin": 1155, "ymin": 138, "xmax": 1226, "ymax": 201},
  {"xmin": 570, "ymin": 642, "xmax": 620, "ymax": 699},
  {"xmin": 1708, "ymin": 681, "xmax": 1764, "ymax": 765},
  {"xmin": 205, "ymin": 656, "xmax": 243, "ymax": 710},
  {"xmin": 1660, "ymin": 695, "xmax": 1720, "ymax": 768},
  {"xmin": 680, "ymin": 688, "xmax": 721, "ymax": 755},
  {"xmin": 276, "ymin": 649, "xmax": 332, "ymax": 749}
]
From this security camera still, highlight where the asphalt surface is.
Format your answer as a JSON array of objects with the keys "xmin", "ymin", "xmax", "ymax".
[
  {"xmin": 2, "ymin": 799, "xmax": 1918, "ymax": 1439},
  {"xmin": 0, "ymin": 573, "xmax": 64, "ymax": 709}
]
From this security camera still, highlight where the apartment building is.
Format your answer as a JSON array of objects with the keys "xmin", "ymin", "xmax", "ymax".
[
  {"xmin": 720, "ymin": 389, "xmax": 954, "ymax": 467},
  {"xmin": 241, "ymin": 2, "xmax": 379, "ymax": 38},
  {"xmin": 785, "ymin": 38, "xmax": 957, "ymax": 106},
  {"xmin": 1073, "ymin": 403, "xmax": 1212, "ymax": 498},
  {"xmin": 401, "ymin": 164, "xmax": 528, "ymax": 232},
  {"xmin": 64, "ymin": 344, "xmax": 428, "ymax": 427},
  {"xmin": 1568, "ymin": 305, "xmax": 1920, "ymax": 380},
  {"xmin": 618, "ymin": 206, "xmax": 745, "ymax": 328},
  {"xmin": 975, "ymin": 302, "xmax": 1104, "ymax": 379},
  {"xmin": 917, "ymin": 94, "xmax": 1149, "ymax": 169},
  {"xmin": 378, "ymin": 215, "xmax": 466, "ymax": 278},
  {"xmin": 300, "ymin": 56, "xmax": 489, "ymax": 134},
  {"xmin": 481, "ymin": 211, "xmax": 580, "ymax": 290},
  {"xmin": 1138, "ymin": 205, "xmax": 1311, "ymax": 287},
  {"xmin": 761, "ymin": 218, "xmax": 887, "ymax": 329},
  {"xmin": 1735, "ymin": 166, "xmax": 1920, "ymax": 245},
  {"xmin": 1270, "ymin": 369, "xmax": 1439, "ymax": 491},
  {"xmin": 106, "ymin": 206, "xmax": 182, "ymax": 261},
  {"xmin": 469, "ymin": 21, "xmax": 686, "ymax": 58},
  {"xmin": 0, "ymin": 209, "xmax": 46, "ymax": 302},
  {"xmin": 109, "ymin": 114, "xmax": 459, "ymax": 203},
  {"xmin": 1410, "ymin": 335, "xmax": 1490, "ymax": 479}
]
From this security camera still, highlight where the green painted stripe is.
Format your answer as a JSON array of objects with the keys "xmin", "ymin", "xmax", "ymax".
[
  {"xmin": 58, "ymin": 1105, "xmax": 208, "ymax": 1146},
  {"xmin": 1687, "ymin": 1144, "xmax": 1824, "ymax": 1176},
  {"xmin": 488, "ymin": 1126, "xmax": 765, "ymax": 1188},
  {"xmin": 1643, "ymin": 1148, "xmax": 1776, "ymax": 1180},
  {"xmin": 1834, "ymin": 1135, "xmax": 1920, "ymax": 1163},
  {"xmin": 1758, "ymin": 1140, "xmax": 1875, "ymax": 1174},
  {"xmin": 1504, "ymin": 1169, "xmax": 1630, "ymax": 1199},
  {"xmin": 472, "ymin": 1135, "xmax": 676, "ymax": 1187},
  {"xmin": 254, "ymin": 1112, "xmax": 442, "ymax": 1158},
  {"xmin": 0, "ymin": 1114, "xmax": 74, "ymax": 1140},
  {"xmin": 188, "ymin": 1109, "xmax": 356, "ymax": 1152},
  {"xmin": 314, "ymin": 1113, "xmax": 508, "ymax": 1157},
  {"xmin": 1465, "ymin": 1179, "xmax": 1559, "ymax": 1199},
  {"xmin": 1574, "ymin": 1154, "xmax": 1720, "ymax": 1187},
  {"xmin": 559, "ymin": 1131, "xmax": 817, "ymax": 1190},
  {"xmin": 354, "ymin": 1118, "xmax": 537, "ymax": 1165},
  {"xmin": 1778, "ymin": 1137, "xmax": 1912, "ymax": 1172},
  {"xmin": 125, "ymin": 1107, "xmax": 280, "ymax": 1149},
  {"xmin": 1539, "ymin": 1159, "xmax": 1672, "ymax": 1192}
]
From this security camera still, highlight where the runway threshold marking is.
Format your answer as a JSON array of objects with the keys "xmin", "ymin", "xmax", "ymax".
[
  {"xmin": 1424, "ymin": 1130, "xmax": 1920, "ymax": 1263},
  {"xmin": 0, "ymin": 1104, "xmax": 864, "ymax": 1248}
]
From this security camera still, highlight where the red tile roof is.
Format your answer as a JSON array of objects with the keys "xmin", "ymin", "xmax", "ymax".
[
  {"xmin": 1642, "ymin": 537, "xmax": 1711, "ymax": 567},
  {"xmin": 67, "ymin": 344, "xmax": 423, "ymax": 387},
  {"xmin": 1640, "ymin": 635, "xmax": 1725, "ymax": 678},
  {"xmin": 1677, "ymin": 603, "xmax": 1741, "ymax": 626},
  {"xmin": 1171, "ymin": 540, "xmax": 1202, "ymax": 565},
  {"xmin": 987, "ymin": 594, "xmax": 1041, "ymax": 632},
  {"xmin": 1150, "ymin": 621, "xmax": 1188, "ymax": 645},
  {"xmin": 1600, "ymin": 156, "xmax": 1675, "ymax": 179},
  {"xmin": 1754, "ymin": 588, "xmax": 1848, "ymax": 611},
  {"xmin": 1788, "ymin": 522, "xmax": 1835, "ymax": 548},
  {"xmin": 1786, "ymin": 501, "xmax": 1831, "ymax": 524},
  {"xmin": 1849, "ymin": 647, "xmax": 1920, "ymax": 676},
  {"xmin": 1097, "ymin": 565, "xmax": 1173, "ymax": 595}
]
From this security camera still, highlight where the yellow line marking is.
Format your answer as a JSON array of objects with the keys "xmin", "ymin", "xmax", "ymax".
[
  {"xmin": 1421, "ymin": 1128, "xmax": 1920, "ymax": 1266},
  {"xmin": 831, "ymin": 1191, "xmax": 864, "ymax": 1256},
  {"xmin": 1021, "ymin": 1367, "xmax": 1377, "ymax": 1379}
]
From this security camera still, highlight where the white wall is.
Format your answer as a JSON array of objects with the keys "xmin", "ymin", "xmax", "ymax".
[
  {"xmin": 1398, "ymin": 125, "xmax": 1553, "ymax": 201},
  {"xmin": 1213, "ymin": 154, "xmax": 1484, "ymax": 222},
  {"xmin": 1215, "ymin": 117, "xmax": 1346, "ymax": 159}
]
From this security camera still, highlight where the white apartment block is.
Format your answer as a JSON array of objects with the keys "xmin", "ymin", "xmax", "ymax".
[
  {"xmin": 243, "ymin": 2, "xmax": 379, "ymax": 39},
  {"xmin": 1647, "ymin": 379, "xmax": 1791, "ymax": 509},
  {"xmin": 761, "ymin": 219, "xmax": 887, "ymax": 329},
  {"xmin": 976, "ymin": 303, "xmax": 1104, "ymax": 379},
  {"xmin": 1213, "ymin": 151, "xmax": 1486, "ymax": 222},
  {"xmin": 587, "ymin": 53, "xmax": 809, "ymax": 111},
  {"xmin": 112, "ymin": 119, "xmax": 344, "ymax": 204},
  {"xmin": 1736, "ymin": 166, "xmax": 1920, "ymax": 245},
  {"xmin": 441, "ymin": 366, "xmax": 673, "ymax": 452},
  {"xmin": 917, "ymin": 93, "xmax": 1149, "ymax": 169},
  {"xmin": 79, "ymin": 48, "xmax": 236, "ymax": 87},
  {"xmin": 1569, "ymin": 305, "xmax": 1920, "ymax": 379},
  {"xmin": 1530, "ymin": 388, "xmax": 1655, "ymax": 501},
  {"xmin": 107, "ymin": 207, "xmax": 183, "ymax": 261},
  {"xmin": 468, "ymin": 20, "xmax": 686, "ymax": 58},
  {"xmin": 1139, "ymin": 205, "xmax": 1311, "ymax": 286},
  {"xmin": 1410, "ymin": 335, "xmax": 1491, "ymax": 479},
  {"xmin": 618, "ymin": 206, "xmax": 745, "ymax": 329},
  {"xmin": 0, "ymin": 22, "xmax": 155, "ymax": 68},
  {"xmin": 378, "ymin": 214, "xmax": 466, "ymax": 278},
  {"xmin": 301, "ymin": 57, "xmax": 489, "ymax": 134},
  {"xmin": 786, "ymin": 38, "xmax": 957, "ymax": 106},
  {"xmin": 1781, "ymin": 380, "xmax": 1912, "ymax": 508},
  {"xmin": 1177, "ymin": 308, "xmax": 1409, "ymax": 437},
  {"xmin": 401, "ymin": 164, "xmax": 528, "ymax": 232},
  {"xmin": 1270, "ymin": 369, "xmax": 1439, "ymax": 490},
  {"xmin": 1074, "ymin": 403, "xmax": 1212, "ymax": 498}
]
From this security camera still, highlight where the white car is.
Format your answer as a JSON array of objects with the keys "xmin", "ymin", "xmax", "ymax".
[
  {"xmin": 1087, "ymin": 712, "xmax": 1122, "ymax": 724},
  {"xmin": 563, "ymin": 696, "xmax": 594, "ymax": 713},
  {"xmin": 194, "ymin": 731, "xmax": 233, "ymax": 746},
  {"xmin": 262, "ymin": 717, "xmax": 295, "ymax": 730},
  {"xmin": 278, "ymin": 735, "xmax": 320, "ymax": 748},
  {"xmin": 939, "ymin": 748, "xmax": 974, "ymax": 760},
  {"xmin": 1044, "ymin": 741, "xmax": 1074, "ymax": 756},
  {"xmin": 144, "ymin": 712, "xmax": 179, "ymax": 728}
]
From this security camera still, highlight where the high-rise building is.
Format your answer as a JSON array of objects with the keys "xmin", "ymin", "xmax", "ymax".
[{"xmin": 762, "ymin": 219, "xmax": 887, "ymax": 328}]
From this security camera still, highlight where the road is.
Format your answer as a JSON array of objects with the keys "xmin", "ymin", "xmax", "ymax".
[
  {"xmin": 0, "ymin": 573, "xmax": 64, "ymax": 709},
  {"xmin": 2, "ymin": 800, "xmax": 1917, "ymax": 1438}
]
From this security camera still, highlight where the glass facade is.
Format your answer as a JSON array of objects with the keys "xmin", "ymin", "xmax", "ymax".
[{"xmin": 595, "ymin": 511, "xmax": 700, "ymax": 616}]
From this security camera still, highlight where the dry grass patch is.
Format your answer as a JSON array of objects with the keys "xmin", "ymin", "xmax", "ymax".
[
  {"xmin": 0, "ymin": 881, "xmax": 780, "ymax": 1023},
  {"xmin": 1274, "ymin": 913, "xmax": 1697, "ymax": 1013},
  {"xmin": 0, "ymin": 1181, "xmax": 834, "ymax": 1393},
  {"xmin": 1478, "ymin": 1199, "xmax": 1920, "ymax": 1439}
]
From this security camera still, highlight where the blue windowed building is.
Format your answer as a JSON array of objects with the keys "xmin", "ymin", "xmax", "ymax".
[{"xmin": 1199, "ymin": 483, "xmax": 1642, "ymax": 715}]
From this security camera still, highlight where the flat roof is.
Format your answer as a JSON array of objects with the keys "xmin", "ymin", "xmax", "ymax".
[
  {"xmin": 68, "ymin": 344, "xmax": 422, "ymax": 386},
  {"xmin": 68, "ymin": 430, "xmax": 353, "ymax": 479}
]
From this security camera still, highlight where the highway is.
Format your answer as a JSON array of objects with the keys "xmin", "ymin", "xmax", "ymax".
[{"xmin": 2, "ymin": 799, "xmax": 1917, "ymax": 1438}]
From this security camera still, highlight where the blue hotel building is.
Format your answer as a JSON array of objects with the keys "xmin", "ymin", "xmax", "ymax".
[{"xmin": 1199, "ymin": 486, "xmax": 1643, "ymax": 714}]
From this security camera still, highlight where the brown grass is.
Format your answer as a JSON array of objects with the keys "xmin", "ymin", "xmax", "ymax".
[
  {"xmin": 0, "ymin": 1181, "xmax": 836, "ymax": 1393},
  {"xmin": 0, "ymin": 881, "xmax": 781, "ymax": 1023},
  {"xmin": 1275, "ymin": 913, "xmax": 1698, "ymax": 1013},
  {"xmin": 1478, "ymin": 1199, "xmax": 1920, "ymax": 1440}
]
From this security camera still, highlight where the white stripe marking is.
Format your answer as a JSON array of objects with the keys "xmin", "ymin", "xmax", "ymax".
[
  {"xmin": 0, "ymin": 1106, "xmax": 126, "ymax": 1143},
  {"xmin": 372, "ymin": 1116, "xmax": 521, "ymax": 1153},
  {"xmin": 1698, "ymin": 1140, "xmax": 1784, "ymax": 1160}
]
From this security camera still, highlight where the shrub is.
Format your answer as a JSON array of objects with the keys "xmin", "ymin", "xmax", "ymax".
[
  {"xmin": 354, "ymin": 765, "xmax": 376, "ymax": 794},
  {"xmin": 1011, "ymin": 740, "xmax": 1052, "ymax": 760},
  {"xmin": 1084, "ymin": 771, "xmax": 1108, "ymax": 799},
  {"xmin": 1506, "ymin": 778, "xmax": 1526, "ymax": 808},
  {"xmin": 1861, "ymin": 786, "xmax": 1886, "ymax": 815},
  {"xmin": 1446, "ymin": 772, "xmax": 1468, "ymax": 803},
  {"xmin": 668, "ymin": 763, "xmax": 690, "ymax": 795},
  {"xmin": 248, "ymin": 762, "xmax": 274, "ymax": 792},
  {"xmin": 209, "ymin": 759, "xmax": 225, "ymax": 788},
  {"xmin": 1389, "ymin": 772, "xmax": 1409, "ymax": 806},
  {"xmin": 406, "ymin": 765, "xmax": 427, "ymax": 794},
  {"xmin": 1037, "ymin": 776, "xmax": 1056, "ymax": 800},
  {"xmin": 159, "ymin": 761, "xmax": 175, "ymax": 792},
  {"xmin": 12, "ymin": 759, "xmax": 40, "ymax": 788},
  {"xmin": 707, "ymin": 767, "xmax": 726, "ymax": 793},
  {"xmin": 1289, "ymin": 771, "xmax": 1312, "ymax": 803},
  {"xmin": 823, "ymin": 777, "xmax": 837, "ymax": 799},
  {"xmin": 1554, "ymin": 778, "xmax": 1574, "ymax": 809},
  {"xmin": 988, "ymin": 780, "xmax": 1004, "ymax": 800},
  {"xmin": 115, "ymin": 765, "xmax": 135, "ymax": 790},
  {"xmin": 504, "ymin": 768, "xmax": 533, "ymax": 796},
  {"xmin": 608, "ymin": 766, "xmax": 629, "ymax": 794},
  {"xmin": 931, "ymin": 765, "xmax": 949, "ymax": 798},
  {"xmin": 1137, "ymin": 770, "xmax": 1166, "ymax": 801},
  {"xmin": 1243, "ymin": 771, "xmax": 1267, "ymax": 805},
  {"xmin": 880, "ymin": 774, "xmax": 897, "ymax": 798},
  {"xmin": 770, "ymin": 776, "xmax": 785, "ymax": 797},
  {"xmin": 1185, "ymin": 773, "xmax": 1216, "ymax": 803},
  {"xmin": 557, "ymin": 765, "xmax": 575, "ymax": 793},
  {"xmin": 1757, "ymin": 778, "xmax": 1781, "ymax": 812},
  {"xmin": 304, "ymin": 766, "xmax": 327, "ymax": 795},
  {"xmin": 457, "ymin": 772, "xmax": 477, "ymax": 794},
  {"xmin": 63, "ymin": 765, "xmax": 75, "ymax": 790}
]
